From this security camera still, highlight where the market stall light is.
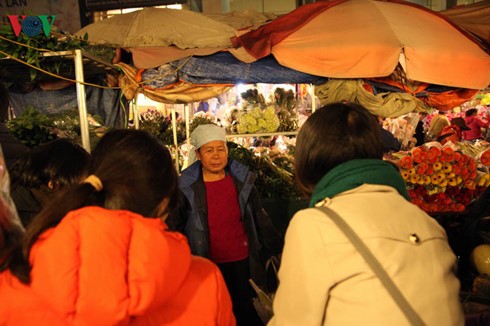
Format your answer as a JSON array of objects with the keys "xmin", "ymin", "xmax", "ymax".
[
  {"xmin": 106, "ymin": 4, "xmax": 183, "ymax": 18},
  {"xmin": 276, "ymin": 137, "xmax": 287, "ymax": 152},
  {"xmin": 235, "ymin": 83, "xmax": 248, "ymax": 94}
]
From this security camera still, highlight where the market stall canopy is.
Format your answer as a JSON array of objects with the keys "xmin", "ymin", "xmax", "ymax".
[
  {"xmin": 116, "ymin": 52, "xmax": 327, "ymax": 104},
  {"xmin": 203, "ymin": 9, "xmax": 276, "ymax": 30},
  {"xmin": 75, "ymin": 7, "xmax": 237, "ymax": 49},
  {"xmin": 139, "ymin": 52, "xmax": 327, "ymax": 87},
  {"xmin": 74, "ymin": 8, "xmax": 277, "ymax": 69},
  {"xmin": 117, "ymin": 62, "xmax": 233, "ymax": 104},
  {"xmin": 117, "ymin": 8, "xmax": 276, "ymax": 70},
  {"xmin": 440, "ymin": 0, "xmax": 490, "ymax": 46},
  {"xmin": 230, "ymin": 0, "xmax": 490, "ymax": 90}
]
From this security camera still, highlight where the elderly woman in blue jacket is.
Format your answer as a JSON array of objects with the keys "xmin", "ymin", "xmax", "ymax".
[{"xmin": 167, "ymin": 124, "xmax": 283, "ymax": 326}]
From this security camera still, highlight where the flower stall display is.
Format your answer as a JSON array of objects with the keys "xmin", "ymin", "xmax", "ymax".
[
  {"xmin": 7, "ymin": 106, "xmax": 106, "ymax": 149},
  {"xmin": 235, "ymin": 106, "xmax": 280, "ymax": 134},
  {"xmin": 226, "ymin": 87, "xmax": 299, "ymax": 135},
  {"xmin": 396, "ymin": 143, "xmax": 490, "ymax": 213},
  {"xmin": 139, "ymin": 108, "xmax": 186, "ymax": 146},
  {"xmin": 482, "ymin": 93, "xmax": 490, "ymax": 106}
]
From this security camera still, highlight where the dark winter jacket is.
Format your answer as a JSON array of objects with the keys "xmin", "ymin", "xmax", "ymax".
[
  {"xmin": 0, "ymin": 123, "xmax": 28, "ymax": 171},
  {"xmin": 9, "ymin": 183, "xmax": 52, "ymax": 227},
  {"xmin": 167, "ymin": 159, "xmax": 284, "ymax": 286}
]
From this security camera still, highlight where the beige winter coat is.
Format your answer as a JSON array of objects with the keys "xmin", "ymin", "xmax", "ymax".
[{"xmin": 269, "ymin": 184, "xmax": 464, "ymax": 326}]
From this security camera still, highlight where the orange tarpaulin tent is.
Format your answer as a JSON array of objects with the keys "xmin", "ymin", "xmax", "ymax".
[
  {"xmin": 231, "ymin": 0, "xmax": 490, "ymax": 90},
  {"xmin": 440, "ymin": 0, "xmax": 490, "ymax": 46}
]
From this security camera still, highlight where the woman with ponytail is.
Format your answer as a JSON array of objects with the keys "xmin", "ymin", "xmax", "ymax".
[{"xmin": 1, "ymin": 129, "xmax": 235, "ymax": 325}]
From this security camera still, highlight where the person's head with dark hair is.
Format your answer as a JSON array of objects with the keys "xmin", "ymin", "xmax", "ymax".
[
  {"xmin": 465, "ymin": 108, "xmax": 478, "ymax": 117},
  {"xmin": 85, "ymin": 129, "xmax": 178, "ymax": 216},
  {"xmin": 295, "ymin": 102, "xmax": 384, "ymax": 197},
  {"xmin": 23, "ymin": 129, "xmax": 178, "ymax": 266},
  {"xmin": 11, "ymin": 138, "xmax": 89, "ymax": 190},
  {"xmin": 9, "ymin": 138, "xmax": 90, "ymax": 227},
  {"xmin": 450, "ymin": 117, "xmax": 470, "ymax": 130}
]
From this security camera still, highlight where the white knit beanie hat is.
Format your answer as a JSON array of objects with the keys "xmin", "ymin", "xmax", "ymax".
[{"xmin": 190, "ymin": 124, "xmax": 226, "ymax": 149}]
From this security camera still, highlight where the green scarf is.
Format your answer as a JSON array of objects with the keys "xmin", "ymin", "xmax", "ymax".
[{"xmin": 309, "ymin": 159, "xmax": 410, "ymax": 207}]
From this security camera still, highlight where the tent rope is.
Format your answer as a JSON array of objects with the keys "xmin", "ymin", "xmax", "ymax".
[
  {"xmin": 0, "ymin": 35, "xmax": 52, "ymax": 52},
  {"xmin": 0, "ymin": 33, "xmax": 193, "ymax": 90},
  {"xmin": 0, "ymin": 48, "xmax": 120, "ymax": 89}
]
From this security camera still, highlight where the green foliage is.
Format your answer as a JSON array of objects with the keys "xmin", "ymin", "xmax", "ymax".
[
  {"xmin": 274, "ymin": 88, "xmax": 297, "ymax": 110},
  {"xmin": 139, "ymin": 109, "xmax": 185, "ymax": 146},
  {"xmin": 0, "ymin": 24, "xmax": 114, "ymax": 81},
  {"xmin": 49, "ymin": 109, "xmax": 106, "ymax": 149},
  {"xmin": 139, "ymin": 110, "xmax": 222, "ymax": 147},
  {"xmin": 160, "ymin": 120, "xmax": 186, "ymax": 146},
  {"xmin": 139, "ymin": 109, "xmax": 171, "ymax": 137},
  {"xmin": 274, "ymin": 88, "xmax": 299, "ymax": 132},
  {"xmin": 227, "ymin": 141, "xmax": 302, "ymax": 199},
  {"xmin": 241, "ymin": 89, "xmax": 266, "ymax": 107},
  {"xmin": 189, "ymin": 116, "xmax": 215, "ymax": 134},
  {"xmin": 6, "ymin": 106, "xmax": 56, "ymax": 147},
  {"xmin": 6, "ymin": 107, "xmax": 106, "ymax": 149}
]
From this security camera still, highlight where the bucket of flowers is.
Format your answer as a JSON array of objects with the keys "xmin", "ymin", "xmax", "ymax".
[{"xmin": 396, "ymin": 143, "xmax": 490, "ymax": 213}]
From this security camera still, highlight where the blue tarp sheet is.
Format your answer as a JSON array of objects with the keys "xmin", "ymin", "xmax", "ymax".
[
  {"xmin": 142, "ymin": 52, "xmax": 328, "ymax": 88},
  {"xmin": 9, "ymin": 85, "xmax": 126, "ymax": 128}
]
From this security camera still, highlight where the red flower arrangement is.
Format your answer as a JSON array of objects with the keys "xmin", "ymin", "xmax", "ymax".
[{"xmin": 396, "ymin": 144, "xmax": 489, "ymax": 213}]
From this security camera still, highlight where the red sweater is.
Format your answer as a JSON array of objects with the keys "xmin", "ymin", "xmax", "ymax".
[
  {"xmin": 205, "ymin": 175, "xmax": 249, "ymax": 263},
  {"xmin": 463, "ymin": 115, "xmax": 490, "ymax": 141}
]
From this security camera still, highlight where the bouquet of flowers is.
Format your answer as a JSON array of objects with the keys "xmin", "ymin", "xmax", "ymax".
[
  {"xmin": 139, "ymin": 109, "xmax": 186, "ymax": 146},
  {"xmin": 226, "ymin": 88, "xmax": 297, "ymax": 135},
  {"xmin": 236, "ymin": 106, "xmax": 280, "ymax": 134},
  {"xmin": 396, "ymin": 144, "xmax": 490, "ymax": 213}
]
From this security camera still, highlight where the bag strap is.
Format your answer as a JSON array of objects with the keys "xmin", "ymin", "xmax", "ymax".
[
  {"xmin": 265, "ymin": 255, "xmax": 280, "ymax": 276},
  {"xmin": 316, "ymin": 206, "xmax": 424, "ymax": 326},
  {"xmin": 264, "ymin": 255, "xmax": 281, "ymax": 293}
]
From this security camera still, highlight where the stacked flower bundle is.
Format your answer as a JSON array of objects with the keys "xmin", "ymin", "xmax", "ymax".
[
  {"xmin": 236, "ymin": 106, "xmax": 280, "ymax": 134},
  {"xmin": 226, "ymin": 88, "xmax": 298, "ymax": 135},
  {"xmin": 397, "ymin": 144, "xmax": 490, "ymax": 213}
]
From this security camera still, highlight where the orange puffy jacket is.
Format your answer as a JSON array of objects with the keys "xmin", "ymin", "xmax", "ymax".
[{"xmin": 1, "ymin": 206, "xmax": 235, "ymax": 325}]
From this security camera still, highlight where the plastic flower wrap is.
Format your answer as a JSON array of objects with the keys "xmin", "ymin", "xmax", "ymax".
[{"xmin": 397, "ymin": 143, "xmax": 488, "ymax": 213}]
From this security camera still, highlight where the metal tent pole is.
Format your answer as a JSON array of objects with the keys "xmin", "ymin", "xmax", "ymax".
[
  {"xmin": 133, "ymin": 98, "xmax": 140, "ymax": 129},
  {"xmin": 171, "ymin": 106, "xmax": 179, "ymax": 172},
  {"xmin": 74, "ymin": 49, "xmax": 91, "ymax": 152},
  {"xmin": 185, "ymin": 103, "xmax": 191, "ymax": 149},
  {"xmin": 310, "ymin": 84, "xmax": 316, "ymax": 113}
]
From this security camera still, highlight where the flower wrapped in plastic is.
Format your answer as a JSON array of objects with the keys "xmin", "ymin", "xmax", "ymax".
[{"xmin": 396, "ymin": 143, "xmax": 489, "ymax": 213}]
